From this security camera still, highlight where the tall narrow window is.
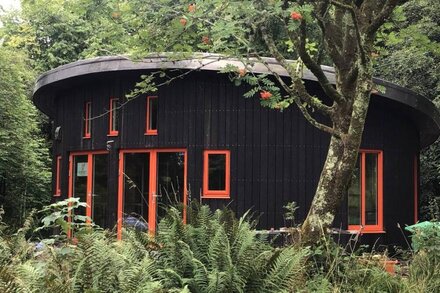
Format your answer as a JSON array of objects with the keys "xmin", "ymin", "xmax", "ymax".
[
  {"xmin": 145, "ymin": 96, "xmax": 158, "ymax": 135},
  {"xmin": 83, "ymin": 101, "xmax": 92, "ymax": 138},
  {"xmin": 348, "ymin": 150, "xmax": 383, "ymax": 233},
  {"xmin": 414, "ymin": 155, "xmax": 418, "ymax": 223},
  {"xmin": 203, "ymin": 150, "xmax": 230, "ymax": 198},
  {"xmin": 54, "ymin": 156, "xmax": 62, "ymax": 196},
  {"xmin": 108, "ymin": 98, "xmax": 119, "ymax": 136}
]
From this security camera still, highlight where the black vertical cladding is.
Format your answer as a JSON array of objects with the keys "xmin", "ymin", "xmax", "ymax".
[{"xmin": 52, "ymin": 70, "xmax": 421, "ymax": 245}]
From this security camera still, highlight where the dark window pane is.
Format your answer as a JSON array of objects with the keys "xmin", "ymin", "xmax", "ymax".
[
  {"xmin": 348, "ymin": 155, "xmax": 361, "ymax": 225},
  {"xmin": 111, "ymin": 99, "xmax": 118, "ymax": 131},
  {"xmin": 123, "ymin": 153, "xmax": 149, "ymax": 230},
  {"xmin": 84, "ymin": 102, "xmax": 91, "ymax": 136},
  {"xmin": 92, "ymin": 154, "xmax": 108, "ymax": 228},
  {"xmin": 157, "ymin": 152, "xmax": 185, "ymax": 220},
  {"xmin": 365, "ymin": 153, "xmax": 378, "ymax": 225},
  {"xmin": 208, "ymin": 154, "xmax": 226, "ymax": 191},
  {"xmin": 149, "ymin": 98, "xmax": 158, "ymax": 130},
  {"xmin": 73, "ymin": 155, "xmax": 88, "ymax": 216}
]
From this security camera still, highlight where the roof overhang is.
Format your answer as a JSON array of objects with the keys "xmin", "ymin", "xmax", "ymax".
[{"xmin": 33, "ymin": 54, "xmax": 440, "ymax": 148}]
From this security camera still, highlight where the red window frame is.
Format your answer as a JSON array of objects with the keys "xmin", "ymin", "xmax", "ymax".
[
  {"xmin": 203, "ymin": 150, "xmax": 230, "ymax": 199},
  {"xmin": 54, "ymin": 155, "xmax": 62, "ymax": 196},
  {"xmin": 348, "ymin": 149, "xmax": 384, "ymax": 233},
  {"xmin": 145, "ymin": 96, "xmax": 158, "ymax": 135},
  {"xmin": 108, "ymin": 97, "xmax": 119, "ymax": 136},
  {"xmin": 83, "ymin": 101, "xmax": 92, "ymax": 138}
]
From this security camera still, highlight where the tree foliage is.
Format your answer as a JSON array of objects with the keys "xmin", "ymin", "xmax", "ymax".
[
  {"xmin": 0, "ymin": 46, "xmax": 51, "ymax": 227},
  {"xmin": 374, "ymin": 0, "xmax": 440, "ymax": 219}
]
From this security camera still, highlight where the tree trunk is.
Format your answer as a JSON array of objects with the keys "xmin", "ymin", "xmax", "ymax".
[{"xmin": 301, "ymin": 69, "xmax": 373, "ymax": 244}]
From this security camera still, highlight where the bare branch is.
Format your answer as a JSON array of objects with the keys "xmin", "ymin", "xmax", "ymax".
[
  {"xmin": 364, "ymin": 0, "xmax": 403, "ymax": 37},
  {"xmin": 329, "ymin": 0, "xmax": 367, "ymax": 65},
  {"xmin": 296, "ymin": 14, "xmax": 345, "ymax": 104}
]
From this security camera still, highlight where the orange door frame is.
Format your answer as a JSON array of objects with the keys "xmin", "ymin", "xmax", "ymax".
[
  {"xmin": 117, "ymin": 148, "xmax": 187, "ymax": 240},
  {"xmin": 67, "ymin": 150, "xmax": 108, "ymax": 237}
]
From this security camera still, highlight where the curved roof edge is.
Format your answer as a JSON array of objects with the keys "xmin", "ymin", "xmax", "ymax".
[{"xmin": 33, "ymin": 54, "xmax": 440, "ymax": 147}]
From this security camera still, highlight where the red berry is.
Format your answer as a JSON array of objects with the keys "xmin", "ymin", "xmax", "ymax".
[
  {"xmin": 180, "ymin": 18, "xmax": 187, "ymax": 26},
  {"xmin": 238, "ymin": 68, "xmax": 247, "ymax": 77},
  {"xmin": 290, "ymin": 11, "xmax": 302, "ymax": 21},
  {"xmin": 188, "ymin": 4, "xmax": 196, "ymax": 13},
  {"xmin": 202, "ymin": 35, "xmax": 210, "ymax": 44},
  {"xmin": 260, "ymin": 91, "xmax": 272, "ymax": 100}
]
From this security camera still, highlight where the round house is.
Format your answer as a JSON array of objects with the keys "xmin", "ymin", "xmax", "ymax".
[{"xmin": 33, "ymin": 55, "xmax": 440, "ymax": 246}]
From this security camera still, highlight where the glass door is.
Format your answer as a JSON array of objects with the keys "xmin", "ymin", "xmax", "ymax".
[
  {"xmin": 118, "ymin": 149, "xmax": 187, "ymax": 239},
  {"xmin": 69, "ymin": 152, "xmax": 109, "ymax": 231},
  {"xmin": 156, "ymin": 151, "xmax": 186, "ymax": 222}
]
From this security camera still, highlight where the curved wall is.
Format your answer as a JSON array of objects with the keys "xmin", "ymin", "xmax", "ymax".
[{"xmin": 50, "ymin": 69, "xmax": 420, "ymax": 246}]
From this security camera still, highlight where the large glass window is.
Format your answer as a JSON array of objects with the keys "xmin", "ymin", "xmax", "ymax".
[
  {"xmin": 145, "ymin": 96, "xmax": 158, "ymax": 135},
  {"xmin": 203, "ymin": 150, "xmax": 230, "ymax": 198},
  {"xmin": 157, "ymin": 152, "xmax": 185, "ymax": 219},
  {"xmin": 348, "ymin": 151, "xmax": 383, "ymax": 232},
  {"xmin": 123, "ymin": 153, "xmax": 150, "ymax": 231},
  {"xmin": 92, "ymin": 154, "xmax": 108, "ymax": 228}
]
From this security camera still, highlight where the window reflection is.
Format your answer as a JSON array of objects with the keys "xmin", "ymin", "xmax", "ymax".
[
  {"xmin": 157, "ymin": 152, "xmax": 185, "ymax": 220},
  {"xmin": 348, "ymin": 155, "xmax": 361, "ymax": 225},
  {"xmin": 123, "ymin": 153, "xmax": 149, "ymax": 231},
  {"xmin": 208, "ymin": 154, "xmax": 226, "ymax": 191}
]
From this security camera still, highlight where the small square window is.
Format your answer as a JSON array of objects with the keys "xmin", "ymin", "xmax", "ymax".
[
  {"xmin": 145, "ymin": 96, "xmax": 158, "ymax": 135},
  {"xmin": 108, "ymin": 98, "xmax": 119, "ymax": 136},
  {"xmin": 83, "ymin": 101, "xmax": 92, "ymax": 138},
  {"xmin": 203, "ymin": 150, "xmax": 230, "ymax": 198}
]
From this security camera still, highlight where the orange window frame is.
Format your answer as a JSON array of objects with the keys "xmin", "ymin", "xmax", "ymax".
[
  {"xmin": 414, "ymin": 155, "xmax": 419, "ymax": 223},
  {"xmin": 348, "ymin": 150, "xmax": 384, "ymax": 233},
  {"xmin": 83, "ymin": 101, "xmax": 92, "ymax": 138},
  {"xmin": 145, "ymin": 96, "xmax": 158, "ymax": 135},
  {"xmin": 203, "ymin": 150, "xmax": 231, "ymax": 199},
  {"xmin": 108, "ymin": 98, "xmax": 119, "ymax": 136},
  {"xmin": 54, "ymin": 155, "xmax": 62, "ymax": 196}
]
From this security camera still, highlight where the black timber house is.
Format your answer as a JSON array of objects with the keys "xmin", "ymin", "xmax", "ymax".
[{"xmin": 33, "ymin": 55, "xmax": 440, "ymax": 246}]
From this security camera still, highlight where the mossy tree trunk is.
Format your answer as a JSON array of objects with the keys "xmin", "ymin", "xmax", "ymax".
[{"xmin": 257, "ymin": 0, "xmax": 404, "ymax": 243}]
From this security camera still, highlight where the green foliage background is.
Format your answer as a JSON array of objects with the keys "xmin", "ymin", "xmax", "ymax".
[
  {"xmin": 0, "ymin": 46, "xmax": 50, "ymax": 227},
  {"xmin": 374, "ymin": 0, "xmax": 440, "ymax": 219}
]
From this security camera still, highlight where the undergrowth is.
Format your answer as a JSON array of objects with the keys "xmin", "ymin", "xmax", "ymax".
[{"xmin": 0, "ymin": 202, "xmax": 438, "ymax": 292}]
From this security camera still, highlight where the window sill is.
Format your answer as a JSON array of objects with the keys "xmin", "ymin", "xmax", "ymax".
[
  {"xmin": 107, "ymin": 133, "xmax": 119, "ymax": 137},
  {"xmin": 145, "ymin": 131, "xmax": 158, "ymax": 136},
  {"xmin": 53, "ymin": 193, "xmax": 61, "ymax": 197},
  {"xmin": 201, "ymin": 195, "xmax": 230, "ymax": 199},
  {"xmin": 83, "ymin": 136, "xmax": 91, "ymax": 139},
  {"xmin": 347, "ymin": 230, "xmax": 386, "ymax": 234}
]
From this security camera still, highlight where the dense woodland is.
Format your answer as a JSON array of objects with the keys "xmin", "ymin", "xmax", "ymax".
[{"xmin": 0, "ymin": 0, "xmax": 439, "ymax": 292}]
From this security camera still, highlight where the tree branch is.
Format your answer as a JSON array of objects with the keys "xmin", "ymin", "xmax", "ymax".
[
  {"xmin": 297, "ymin": 15, "xmax": 345, "ymax": 104},
  {"xmin": 259, "ymin": 24, "xmax": 342, "ymax": 137},
  {"xmin": 330, "ymin": 0, "xmax": 367, "ymax": 65},
  {"xmin": 364, "ymin": 0, "xmax": 403, "ymax": 37},
  {"xmin": 259, "ymin": 24, "xmax": 334, "ymax": 115}
]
